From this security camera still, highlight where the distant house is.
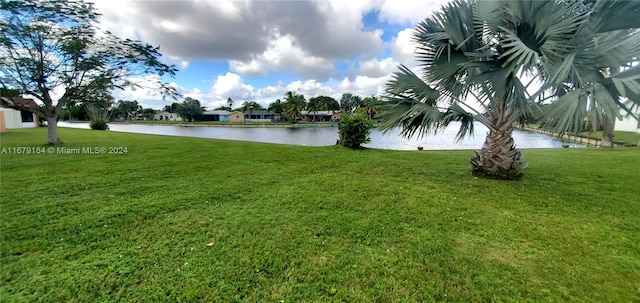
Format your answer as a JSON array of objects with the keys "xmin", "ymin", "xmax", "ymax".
[
  {"xmin": 245, "ymin": 110, "xmax": 281, "ymax": 122},
  {"xmin": 201, "ymin": 110, "xmax": 231, "ymax": 122},
  {"xmin": 301, "ymin": 110, "xmax": 341, "ymax": 122},
  {"xmin": 0, "ymin": 97, "xmax": 40, "ymax": 132},
  {"xmin": 228, "ymin": 111, "xmax": 245, "ymax": 123},
  {"xmin": 615, "ymin": 100, "xmax": 640, "ymax": 134},
  {"xmin": 153, "ymin": 111, "xmax": 182, "ymax": 121}
]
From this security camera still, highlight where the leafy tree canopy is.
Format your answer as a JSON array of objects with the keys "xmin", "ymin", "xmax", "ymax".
[
  {"xmin": 0, "ymin": 0, "xmax": 179, "ymax": 144},
  {"xmin": 176, "ymin": 97, "xmax": 204, "ymax": 122}
]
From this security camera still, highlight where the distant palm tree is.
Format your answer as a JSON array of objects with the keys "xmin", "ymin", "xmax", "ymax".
[
  {"xmin": 306, "ymin": 97, "xmax": 322, "ymax": 122},
  {"xmin": 237, "ymin": 101, "xmax": 263, "ymax": 113},
  {"xmin": 378, "ymin": 0, "xmax": 640, "ymax": 179},
  {"xmin": 362, "ymin": 96, "xmax": 380, "ymax": 120},
  {"xmin": 227, "ymin": 98, "xmax": 233, "ymax": 110},
  {"xmin": 284, "ymin": 91, "xmax": 306, "ymax": 121}
]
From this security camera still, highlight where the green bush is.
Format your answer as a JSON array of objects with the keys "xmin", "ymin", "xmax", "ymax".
[
  {"xmin": 90, "ymin": 119, "xmax": 109, "ymax": 130},
  {"xmin": 338, "ymin": 112, "xmax": 374, "ymax": 149}
]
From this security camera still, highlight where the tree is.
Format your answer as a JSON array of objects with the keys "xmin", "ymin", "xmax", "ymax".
[
  {"xmin": 268, "ymin": 99, "xmax": 285, "ymax": 114},
  {"xmin": 338, "ymin": 112, "xmax": 375, "ymax": 149},
  {"xmin": 362, "ymin": 96, "xmax": 381, "ymax": 119},
  {"xmin": 236, "ymin": 101, "xmax": 264, "ymax": 113},
  {"xmin": 284, "ymin": 91, "xmax": 306, "ymax": 121},
  {"xmin": 112, "ymin": 100, "xmax": 141, "ymax": 120},
  {"xmin": 0, "ymin": 0, "xmax": 178, "ymax": 144},
  {"xmin": 163, "ymin": 102, "xmax": 179, "ymax": 113},
  {"xmin": 378, "ymin": 0, "xmax": 640, "ymax": 179},
  {"xmin": 339, "ymin": 93, "xmax": 363, "ymax": 112},
  {"xmin": 315, "ymin": 96, "xmax": 340, "ymax": 111},
  {"xmin": 176, "ymin": 97, "xmax": 204, "ymax": 122},
  {"xmin": 141, "ymin": 108, "xmax": 155, "ymax": 120},
  {"xmin": 227, "ymin": 98, "xmax": 233, "ymax": 110},
  {"xmin": 306, "ymin": 96, "xmax": 322, "ymax": 122}
]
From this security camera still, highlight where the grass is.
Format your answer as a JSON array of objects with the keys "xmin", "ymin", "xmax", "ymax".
[
  {"xmin": 578, "ymin": 130, "xmax": 640, "ymax": 145},
  {"xmin": 1, "ymin": 128, "xmax": 639, "ymax": 302},
  {"xmin": 526, "ymin": 124, "xmax": 639, "ymax": 144}
]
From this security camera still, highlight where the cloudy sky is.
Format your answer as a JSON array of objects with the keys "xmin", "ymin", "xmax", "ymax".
[{"xmin": 92, "ymin": 0, "xmax": 450, "ymax": 110}]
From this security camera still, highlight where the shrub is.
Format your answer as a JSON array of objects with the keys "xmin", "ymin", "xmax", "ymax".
[
  {"xmin": 90, "ymin": 119, "xmax": 109, "ymax": 130},
  {"xmin": 338, "ymin": 112, "xmax": 374, "ymax": 149},
  {"xmin": 86, "ymin": 104, "xmax": 111, "ymax": 130}
]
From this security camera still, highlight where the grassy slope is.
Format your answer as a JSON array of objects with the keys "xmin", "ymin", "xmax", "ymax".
[
  {"xmin": 1, "ymin": 128, "xmax": 639, "ymax": 302},
  {"xmin": 578, "ymin": 130, "xmax": 640, "ymax": 145}
]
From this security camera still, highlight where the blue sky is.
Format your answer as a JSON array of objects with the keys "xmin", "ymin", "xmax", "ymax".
[{"xmin": 92, "ymin": 0, "xmax": 449, "ymax": 110}]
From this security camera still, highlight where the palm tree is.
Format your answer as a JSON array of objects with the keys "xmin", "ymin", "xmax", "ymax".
[
  {"xmin": 268, "ymin": 99, "xmax": 285, "ymax": 114},
  {"xmin": 227, "ymin": 98, "xmax": 233, "ymax": 110},
  {"xmin": 306, "ymin": 96, "xmax": 322, "ymax": 122},
  {"xmin": 378, "ymin": 0, "xmax": 640, "ymax": 179},
  {"xmin": 236, "ymin": 101, "xmax": 263, "ymax": 113},
  {"xmin": 284, "ymin": 91, "xmax": 306, "ymax": 121},
  {"xmin": 362, "ymin": 96, "xmax": 380, "ymax": 120}
]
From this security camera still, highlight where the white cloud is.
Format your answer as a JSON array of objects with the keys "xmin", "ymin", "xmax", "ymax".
[
  {"xmin": 230, "ymin": 34, "xmax": 339, "ymax": 81},
  {"xmin": 229, "ymin": 59, "xmax": 267, "ymax": 77},
  {"xmin": 93, "ymin": 0, "xmax": 385, "ymax": 65},
  {"xmin": 390, "ymin": 28, "xmax": 418, "ymax": 66},
  {"xmin": 355, "ymin": 57, "xmax": 398, "ymax": 78},
  {"xmin": 378, "ymin": 0, "xmax": 449, "ymax": 25},
  {"xmin": 212, "ymin": 72, "xmax": 255, "ymax": 101},
  {"xmin": 110, "ymin": 75, "xmax": 179, "ymax": 109},
  {"xmin": 337, "ymin": 75, "xmax": 390, "ymax": 97}
]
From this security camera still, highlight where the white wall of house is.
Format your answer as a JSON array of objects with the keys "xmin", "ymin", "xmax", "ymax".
[
  {"xmin": 0, "ymin": 108, "xmax": 24, "ymax": 128},
  {"xmin": 154, "ymin": 111, "xmax": 182, "ymax": 121},
  {"xmin": 615, "ymin": 109, "xmax": 640, "ymax": 133}
]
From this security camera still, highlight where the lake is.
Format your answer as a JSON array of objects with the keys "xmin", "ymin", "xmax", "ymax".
[{"xmin": 57, "ymin": 121, "xmax": 584, "ymax": 150}]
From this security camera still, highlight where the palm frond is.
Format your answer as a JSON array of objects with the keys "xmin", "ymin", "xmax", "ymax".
[
  {"xmin": 377, "ymin": 95, "xmax": 444, "ymax": 139},
  {"xmin": 589, "ymin": 0, "xmax": 640, "ymax": 33},
  {"xmin": 442, "ymin": 102, "xmax": 477, "ymax": 142},
  {"xmin": 544, "ymin": 88, "xmax": 589, "ymax": 135},
  {"xmin": 385, "ymin": 65, "xmax": 440, "ymax": 106}
]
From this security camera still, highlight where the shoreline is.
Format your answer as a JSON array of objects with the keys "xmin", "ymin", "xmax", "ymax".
[{"xmin": 64, "ymin": 121, "xmax": 338, "ymax": 128}]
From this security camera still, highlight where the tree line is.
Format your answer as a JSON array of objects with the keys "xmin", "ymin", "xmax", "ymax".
[{"xmin": 95, "ymin": 92, "xmax": 386, "ymax": 122}]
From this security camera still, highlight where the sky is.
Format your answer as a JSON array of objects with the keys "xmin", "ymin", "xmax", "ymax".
[{"xmin": 90, "ymin": 0, "xmax": 451, "ymax": 110}]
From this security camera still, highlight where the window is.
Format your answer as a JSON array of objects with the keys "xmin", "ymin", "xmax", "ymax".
[{"xmin": 20, "ymin": 110, "xmax": 34, "ymax": 122}]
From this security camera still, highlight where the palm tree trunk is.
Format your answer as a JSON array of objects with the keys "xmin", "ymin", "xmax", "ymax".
[
  {"xmin": 600, "ymin": 115, "xmax": 615, "ymax": 148},
  {"xmin": 470, "ymin": 127, "xmax": 528, "ymax": 179}
]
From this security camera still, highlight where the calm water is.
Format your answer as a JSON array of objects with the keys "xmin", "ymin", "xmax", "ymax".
[{"xmin": 58, "ymin": 121, "xmax": 584, "ymax": 150}]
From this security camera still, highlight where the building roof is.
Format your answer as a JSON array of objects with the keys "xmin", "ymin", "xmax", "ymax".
[{"xmin": 1, "ymin": 97, "xmax": 39, "ymax": 110}]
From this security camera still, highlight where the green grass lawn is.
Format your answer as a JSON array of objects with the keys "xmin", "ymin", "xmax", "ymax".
[
  {"xmin": 578, "ymin": 130, "xmax": 640, "ymax": 145},
  {"xmin": 526, "ymin": 124, "xmax": 639, "ymax": 144},
  {"xmin": 1, "ymin": 128, "xmax": 639, "ymax": 302}
]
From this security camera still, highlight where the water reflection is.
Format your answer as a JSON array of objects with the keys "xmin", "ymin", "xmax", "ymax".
[{"xmin": 58, "ymin": 121, "xmax": 584, "ymax": 150}]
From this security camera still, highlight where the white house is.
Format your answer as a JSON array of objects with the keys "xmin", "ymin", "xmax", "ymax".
[
  {"xmin": 154, "ymin": 111, "xmax": 182, "ymax": 121},
  {"xmin": 0, "ymin": 97, "xmax": 40, "ymax": 132},
  {"xmin": 614, "ymin": 101, "xmax": 640, "ymax": 133}
]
